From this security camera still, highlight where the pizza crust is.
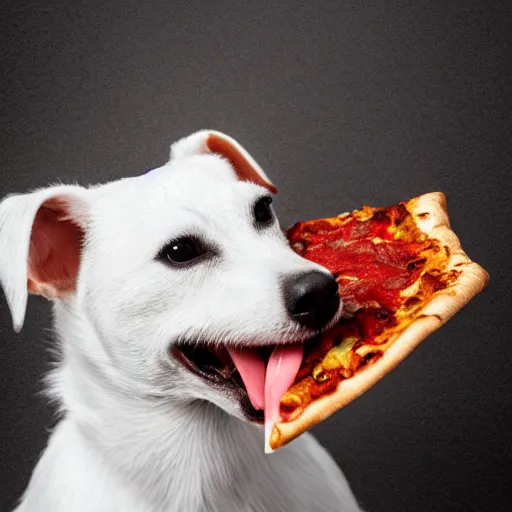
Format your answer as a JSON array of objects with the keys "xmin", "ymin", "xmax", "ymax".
[{"xmin": 268, "ymin": 192, "xmax": 489, "ymax": 452}]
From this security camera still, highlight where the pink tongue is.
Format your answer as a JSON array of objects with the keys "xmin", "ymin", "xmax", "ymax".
[
  {"xmin": 227, "ymin": 347, "xmax": 266, "ymax": 410},
  {"xmin": 264, "ymin": 344, "xmax": 304, "ymax": 427},
  {"xmin": 226, "ymin": 344, "xmax": 304, "ymax": 421}
]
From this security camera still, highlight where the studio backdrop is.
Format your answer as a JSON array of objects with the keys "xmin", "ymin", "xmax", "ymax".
[{"xmin": 1, "ymin": 1, "xmax": 510, "ymax": 511}]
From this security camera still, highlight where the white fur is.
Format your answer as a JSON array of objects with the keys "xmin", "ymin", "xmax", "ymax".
[{"xmin": 1, "ymin": 131, "xmax": 363, "ymax": 512}]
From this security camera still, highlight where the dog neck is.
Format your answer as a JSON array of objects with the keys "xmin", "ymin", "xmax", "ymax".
[{"xmin": 49, "ymin": 301, "xmax": 266, "ymax": 510}]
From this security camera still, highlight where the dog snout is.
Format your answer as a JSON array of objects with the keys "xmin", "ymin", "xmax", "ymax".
[{"xmin": 282, "ymin": 271, "xmax": 340, "ymax": 330}]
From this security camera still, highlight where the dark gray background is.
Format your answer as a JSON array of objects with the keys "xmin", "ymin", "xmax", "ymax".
[{"xmin": 0, "ymin": 1, "xmax": 510, "ymax": 511}]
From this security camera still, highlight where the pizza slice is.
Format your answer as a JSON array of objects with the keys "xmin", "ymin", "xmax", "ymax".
[{"xmin": 264, "ymin": 192, "xmax": 488, "ymax": 452}]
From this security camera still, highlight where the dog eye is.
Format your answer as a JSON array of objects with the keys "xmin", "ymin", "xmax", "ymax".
[
  {"xmin": 253, "ymin": 196, "xmax": 274, "ymax": 225},
  {"xmin": 159, "ymin": 237, "xmax": 206, "ymax": 265}
]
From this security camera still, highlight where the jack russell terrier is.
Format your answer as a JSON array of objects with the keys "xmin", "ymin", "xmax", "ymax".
[{"xmin": 0, "ymin": 131, "xmax": 362, "ymax": 511}]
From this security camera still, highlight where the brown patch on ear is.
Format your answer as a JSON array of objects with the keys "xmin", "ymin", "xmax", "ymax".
[
  {"xmin": 206, "ymin": 133, "xmax": 278, "ymax": 194},
  {"xmin": 27, "ymin": 198, "xmax": 84, "ymax": 299}
]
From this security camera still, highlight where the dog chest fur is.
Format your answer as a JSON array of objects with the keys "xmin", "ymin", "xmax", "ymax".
[{"xmin": 15, "ymin": 408, "xmax": 361, "ymax": 512}]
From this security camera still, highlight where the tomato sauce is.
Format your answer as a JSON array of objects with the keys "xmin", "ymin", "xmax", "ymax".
[{"xmin": 281, "ymin": 203, "xmax": 451, "ymax": 421}]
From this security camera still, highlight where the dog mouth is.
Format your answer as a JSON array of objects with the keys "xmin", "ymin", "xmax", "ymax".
[{"xmin": 171, "ymin": 339, "xmax": 314, "ymax": 428}]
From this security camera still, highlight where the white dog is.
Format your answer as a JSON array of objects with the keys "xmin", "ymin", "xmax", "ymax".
[{"xmin": 0, "ymin": 131, "xmax": 362, "ymax": 512}]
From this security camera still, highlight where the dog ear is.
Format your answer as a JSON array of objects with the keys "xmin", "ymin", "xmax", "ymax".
[
  {"xmin": 0, "ymin": 185, "xmax": 90, "ymax": 332},
  {"xmin": 169, "ymin": 130, "xmax": 278, "ymax": 194}
]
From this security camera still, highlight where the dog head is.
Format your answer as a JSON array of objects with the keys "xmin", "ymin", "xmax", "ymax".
[{"xmin": 0, "ymin": 130, "xmax": 341, "ymax": 425}]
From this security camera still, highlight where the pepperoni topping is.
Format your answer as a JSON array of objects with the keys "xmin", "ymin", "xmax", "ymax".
[{"xmin": 280, "ymin": 202, "xmax": 454, "ymax": 421}]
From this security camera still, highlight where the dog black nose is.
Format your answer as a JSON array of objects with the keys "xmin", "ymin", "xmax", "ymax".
[{"xmin": 282, "ymin": 271, "xmax": 340, "ymax": 330}]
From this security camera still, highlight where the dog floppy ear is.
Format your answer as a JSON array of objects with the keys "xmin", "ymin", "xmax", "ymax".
[
  {"xmin": 169, "ymin": 130, "xmax": 278, "ymax": 194},
  {"xmin": 0, "ymin": 185, "xmax": 90, "ymax": 332}
]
